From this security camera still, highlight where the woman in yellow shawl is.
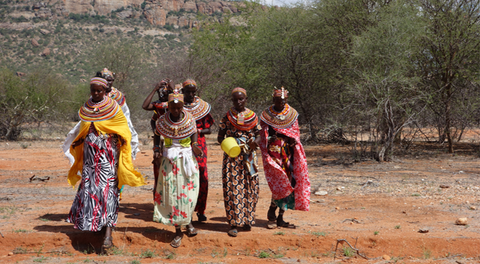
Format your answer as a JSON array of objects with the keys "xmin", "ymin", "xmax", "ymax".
[{"xmin": 66, "ymin": 77, "xmax": 144, "ymax": 251}]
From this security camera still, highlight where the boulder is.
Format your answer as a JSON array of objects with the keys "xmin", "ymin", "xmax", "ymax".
[
  {"xmin": 183, "ymin": 1, "xmax": 197, "ymax": 12},
  {"xmin": 31, "ymin": 39, "xmax": 39, "ymax": 47},
  {"xmin": 40, "ymin": 29, "xmax": 50, "ymax": 35},
  {"xmin": 41, "ymin": 47, "xmax": 50, "ymax": 56}
]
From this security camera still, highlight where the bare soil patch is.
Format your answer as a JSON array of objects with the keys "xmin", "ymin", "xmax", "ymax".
[{"xmin": 0, "ymin": 135, "xmax": 480, "ymax": 263}]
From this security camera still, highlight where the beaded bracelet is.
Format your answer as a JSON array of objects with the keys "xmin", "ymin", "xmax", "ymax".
[{"xmin": 153, "ymin": 145, "xmax": 161, "ymax": 152}]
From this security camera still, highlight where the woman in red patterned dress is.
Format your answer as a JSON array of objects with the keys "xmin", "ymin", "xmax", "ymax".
[
  {"xmin": 259, "ymin": 87, "xmax": 310, "ymax": 229},
  {"xmin": 182, "ymin": 79, "xmax": 215, "ymax": 222}
]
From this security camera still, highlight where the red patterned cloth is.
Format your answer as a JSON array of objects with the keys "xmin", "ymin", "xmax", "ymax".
[
  {"xmin": 193, "ymin": 113, "xmax": 214, "ymax": 214},
  {"xmin": 260, "ymin": 119, "xmax": 310, "ymax": 211}
]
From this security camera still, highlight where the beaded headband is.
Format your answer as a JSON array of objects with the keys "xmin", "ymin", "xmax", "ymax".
[
  {"xmin": 90, "ymin": 77, "xmax": 108, "ymax": 88},
  {"xmin": 273, "ymin": 86, "xmax": 288, "ymax": 99},
  {"xmin": 101, "ymin": 68, "xmax": 114, "ymax": 79},
  {"xmin": 231, "ymin": 87, "xmax": 247, "ymax": 96},
  {"xmin": 168, "ymin": 89, "xmax": 184, "ymax": 103},
  {"xmin": 183, "ymin": 79, "xmax": 197, "ymax": 88}
]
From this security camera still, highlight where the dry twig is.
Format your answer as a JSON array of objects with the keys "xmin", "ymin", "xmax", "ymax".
[{"xmin": 334, "ymin": 237, "xmax": 368, "ymax": 260}]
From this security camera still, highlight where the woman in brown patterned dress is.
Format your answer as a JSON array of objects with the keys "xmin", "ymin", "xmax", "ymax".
[{"xmin": 217, "ymin": 87, "xmax": 261, "ymax": 237}]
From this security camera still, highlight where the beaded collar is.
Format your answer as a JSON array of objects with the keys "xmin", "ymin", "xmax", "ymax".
[
  {"xmin": 183, "ymin": 96, "xmax": 211, "ymax": 121},
  {"xmin": 79, "ymin": 96, "xmax": 119, "ymax": 122},
  {"xmin": 260, "ymin": 103, "xmax": 298, "ymax": 129},
  {"xmin": 108, "ymin": 87, "xmax": 125, "ymax": 106},
  {"xmin": 156, "ymin": 110, "xmax": 196, "ymax": 140},
  {"xmin": 227, "ymin": 107, "xmax": 258, "ymax": 131}
]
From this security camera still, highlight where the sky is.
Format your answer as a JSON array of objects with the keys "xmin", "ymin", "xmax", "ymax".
[{"xmin": 262, "ymin": 0, "xmax": 304, "ymax": 7}]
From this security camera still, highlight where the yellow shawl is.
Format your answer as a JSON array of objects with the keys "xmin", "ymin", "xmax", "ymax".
[{"xmin": 68, "ymin": 108, "xmax": 145, "ymax": 188}]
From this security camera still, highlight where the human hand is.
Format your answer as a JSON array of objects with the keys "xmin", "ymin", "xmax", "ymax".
[
  {"xmin": 288, "ymin": 137, "xmax": 296, "ymax": 147},
  {"xmin": 192, "ymin": 145, "xmax": 204, "ymax": 157},
  {"xmin": 152, "ymin": 151, "xmax": 162, "ymax": 167},
  {"xmin": 248, "ymin": 139, "xmax": 258, "ymax": 150},
  {"xmin": 71, "ymin": 139, "xmax": 84, "ymax": 148}
]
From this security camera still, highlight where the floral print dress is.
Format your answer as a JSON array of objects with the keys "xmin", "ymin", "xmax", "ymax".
[{"xmin": 153, "ymin": 139, "xmax": 199, "ymax": 227}]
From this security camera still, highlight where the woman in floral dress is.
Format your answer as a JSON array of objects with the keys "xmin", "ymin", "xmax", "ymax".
[
  {"xmin": 217, "ymin": 87, "xmax": 261, "ymax": 237},
  {"xmin": 152, "ymin": 90, "xmax": 203, "ymax": 248}
]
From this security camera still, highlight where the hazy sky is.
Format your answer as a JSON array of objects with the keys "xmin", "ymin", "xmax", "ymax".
[{"xmin": 266, "ymin": 0, "xmax": 303, "ymax": 7}]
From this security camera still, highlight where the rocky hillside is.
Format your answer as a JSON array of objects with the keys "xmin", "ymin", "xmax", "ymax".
[
  {"xmin": 3, "ymin": 0, "xmax": 244, "ymax": 28},
  {"xmin": 0, "ymin": 0, "xmax": 247, "ymax": 84}
]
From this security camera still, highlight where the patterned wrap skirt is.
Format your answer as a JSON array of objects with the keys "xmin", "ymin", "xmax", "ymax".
[
  {"xmin": 153, "ymin": 145, "xmax": 199, "ymax": 227},
  {"xmin": 222, "ymin": 145, "xmax": 259, "ymax": 227},
  {"xmin": 67, "ymin": 129, "xmax": 120, "ymax": 232}
]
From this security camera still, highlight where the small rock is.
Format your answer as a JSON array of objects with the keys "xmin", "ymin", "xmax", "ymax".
[
  {"xmin": 418, "ymin": 228, "xmax": 429, "ymax": 233},
  {"xmin": 41, "ymin": 48, "xmax": 50, "ymax": 56},
  {"xmin": 40, "ymin": 29, "xmax": 50, "ymax": 35},
  {"xmin": 16, "ymin": 72, "xmax": 26, "ymax": 77},
  {"xmin": 297, "ymin": 259, "xmax": 301, "ymax": 262},
  {"xmin": 314, "ymin": 191, "xmax": 328, "ymax": 196},
  {"xmin": 335, "ymin": 207, "xmax": 339, "ymax": 210},
  {"xmin": 440, "ymin": 184, "xmax": 449, "ymax": 188},
  {"xmin": 336, "ymin": 186, "xmax": 344, "ymax": 191},
  {"xmin": 31, "ymin": 39, "xmax": 39, "ymax": 47},
  {"xmin": 133, "ymin": 213, "xmax": 140, "ymax": 216},
  {"xmin": 8, "ymin": 252, "xmax": 13, "ymax": 256},
  {"xmin": 455, "ymin": 218, "xmax": 468, "ymax": 225},
  {"xmin": 469, "ymin": 206, "xmax": 476, "ymax": 210},
  {"xmin": 382, "ymin": 254, "xmax": 390, "ymax": 260}
]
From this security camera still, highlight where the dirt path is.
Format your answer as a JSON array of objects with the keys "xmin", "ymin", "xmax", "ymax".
[{"xmin": 0, "ymin": 136, "xmax": 479, "ymax": 263}]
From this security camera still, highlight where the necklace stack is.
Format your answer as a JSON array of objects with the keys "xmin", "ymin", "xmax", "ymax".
[
  {"xmin": 227, "ymin": 107, "xmax": 258, "ymax": 131},
  {"xmin": 260, "ymin": 103, "xmax": 298, "ymax": 129},
  {"xmin": 79, "ymin": 97, "xmax": 119, "ymax": 122},
  {"xmin": 156, "ymin": 110, "xmax": 196, "ymax": 139},
  {"xmin": 108, "ymin": 87, "xmax": 126, "ymax": 106},
  {"xmin": 183, "ymin": 96, "xmax": 211, "ymax": 121}
]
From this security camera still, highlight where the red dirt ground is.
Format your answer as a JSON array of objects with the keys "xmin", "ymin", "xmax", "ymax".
[{"xmin": 0, "ymin": 135, "xmax": 480, "ymax": 263}]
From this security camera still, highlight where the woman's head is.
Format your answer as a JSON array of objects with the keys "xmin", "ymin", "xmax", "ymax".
[
  {"xmin": 168, "ymin": 90, "xmax": 184, "ymax": 118},
  {"xmin": 90, "ymin": 77, "xmax": 108, "ymax": 102},
  {"xmin": 231, "ymin": 87, "xmax": 247, "ymax": 112},
  {"xmin": 273, "ymin": 87, "xmax": 288, "ymax": 111},
  {"xmin": 99, "ymin": 68, "xmax": 115, "ymax": 92},
  {"xmin": 182, "ymin": 79, "xmax": 197, "ymax": 104}
]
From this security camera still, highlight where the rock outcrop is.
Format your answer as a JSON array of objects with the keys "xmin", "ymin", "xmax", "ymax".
[{"xmin": 23, "ymin": 0, "xmax": 246, "ymax": 27}]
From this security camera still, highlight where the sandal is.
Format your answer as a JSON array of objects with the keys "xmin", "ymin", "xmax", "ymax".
[
  {"xmin": 186, "ymin": 227, "xmax": 198, "ymax": 237},
  {"xmin": 266, "ymin": 220, "xmax": 277, "ymax": 229},
  {"xmin": 277, "ymin": 219, "xmax": 296, "ymax": 229},
  {"xmin": 242, "ymin": 224, "xmax": 251, "ymax": 231},
  {"xmin": 227, "ymin": 228, "xmax": 238, "ymax": 237},
  {"xmin": 197, "ymin": 213, "xmax": 207, "ymax": 222},
  {"xmin": 267, "ymin": 206, "xmax": 277, "ymax": 221},
  {"xmin": 170, "ymin": 235, "xmax": 182, "ymax": 248},
  {"xmin": 102, "ymin": 236, "xmax": 113, "ymax": 249},
  {"xmin": 101, "ymin": 236, "xmax": 113, "ymax": 254}
]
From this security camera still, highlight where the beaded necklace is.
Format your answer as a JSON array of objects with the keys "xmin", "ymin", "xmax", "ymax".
[
  {"xmin": 108, "ymin": 87, "xmax": 126, "ymax": 106},
  {"xmin": 183, "ymin": 96, "xmax": 211, "ymax": 121},
  {"xmin": 227, "ymin": 107, "xmax": 258, "ymax": 131},
  {"xmin": 156, "ymin": 110, "xmax": 196, "ymax": 139},
  {"xmin": 260, "ymin": 103, "xmax": 298, "ymax": 129},
  {"xmin": 79, "ymin": 96, "xmax": 119, "ymax": 122}
]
